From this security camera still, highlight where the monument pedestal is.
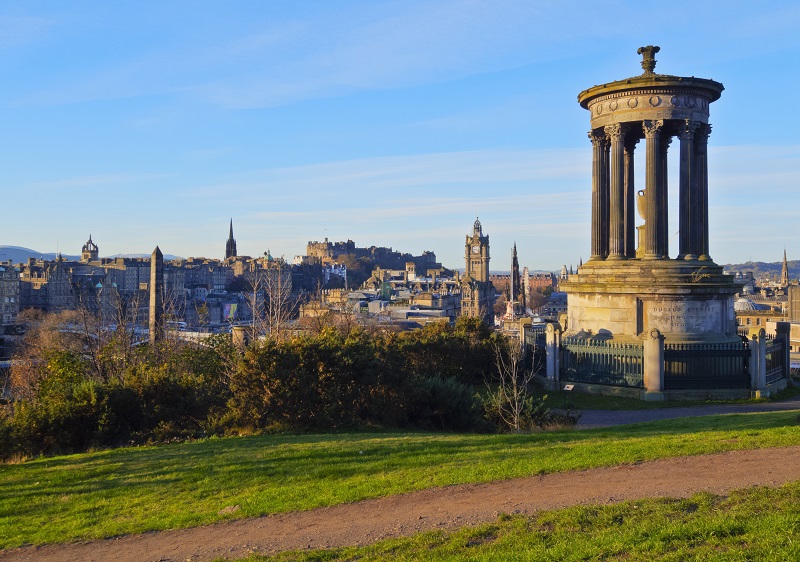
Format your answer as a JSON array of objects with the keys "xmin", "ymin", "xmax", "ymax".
[{"xmin": 561, "ymin": 259, "xmax": 740, "ymax": 344}]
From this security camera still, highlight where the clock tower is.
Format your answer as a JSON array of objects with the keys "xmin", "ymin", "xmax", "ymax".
[
  {"xmin": 465, "ymin": 217, "xmax": 490, "ymax": 282},
  {"xmin": 461, "ymin": 217, "xmax": 494, "ymax": 324}
]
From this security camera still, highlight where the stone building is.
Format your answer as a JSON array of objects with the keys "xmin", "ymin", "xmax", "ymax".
[
  {"xmin": 18, "ymin": 256, "xmax": 76, "ymax": 312},
  {"xmin": 0, "ymin": 261, "xmax": 20, "ymax": 324}
]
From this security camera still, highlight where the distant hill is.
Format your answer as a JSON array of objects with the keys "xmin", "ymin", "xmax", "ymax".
[
  {"xmin": 723, "ymin": 260, "xmax": 800, "ymax": 282},
  {"xmin": 0, "ymin": 246, "xmax": 181, "ymax": 264},
  {"xmin": 0, "ymin": 246, "xmax": 79, "ymax": 263}
]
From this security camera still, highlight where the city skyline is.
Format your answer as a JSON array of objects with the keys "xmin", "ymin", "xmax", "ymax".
[{"xmin": 2, "ymin": 2, "xmax": 799, "ymax": 269}]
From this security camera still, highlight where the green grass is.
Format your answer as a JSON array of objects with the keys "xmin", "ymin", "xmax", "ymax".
[
  {"xmin": 257, "ymin": 483, "xmax": 800, "ymax": 561},
  {"xmin": 2, "ymin": 411, "xmax": 800, "ymax": 549}
]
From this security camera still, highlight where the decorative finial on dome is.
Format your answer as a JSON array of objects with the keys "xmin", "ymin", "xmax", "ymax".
[{"xmin": 637, "ymin": 45, "xmax": 660, "ymax": 75}]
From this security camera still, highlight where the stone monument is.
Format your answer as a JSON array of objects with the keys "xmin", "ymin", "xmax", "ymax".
[
  {"xmin": 561, "ymin": 46, "xmax": 739, "ymax": 344},
  {"xmin": 149, "ymin": 246, "xmax": 164, "ymax": 344}
]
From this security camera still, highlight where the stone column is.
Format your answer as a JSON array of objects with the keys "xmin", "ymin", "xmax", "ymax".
[
  {"xmin": 749, "ymin": 332, "xmax": 760, "ymax": 392},
  {"xmin": 643, "ymin": 328, "xmax": 665, "ymax": 399},
  {"xmin": 642, "ymin": 120, "xmax": 664, "ymax": 259},
  {"xmin": 658, "ymin": 135, "xmax": 671, "ymax": 258},
  {"xmin": 545, "ymin": 323, "xmax": 561, "ymax": 390},
  {"xmin": 588, "ymin": 131, "xmax": 606, "ymax": 260},
  {"xmin": 601, "ymin": 136, "xmax": 610, "ymax": 258},
  {"xmin": 756, "ymin": 328, "xmax": 767, "ymax": 391},
  {"xmin": 624, "ymin": 137, "xmax": 639, "ymax": 258},
  {"xmin": 696, "ymin": 125, "xmax": 712, "ymax": 260},
  {"xmin": 605, "ymin": 124, "xmax": 626, "ymax": 260},
  {"xmin": 678, "ymin": 120, "xmax": 699, "ymax": 259}
]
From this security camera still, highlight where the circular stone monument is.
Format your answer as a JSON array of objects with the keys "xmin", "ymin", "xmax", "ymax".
[{"xmin": 561, "ymin": 46, "xmax": 739, "ymax": 343}]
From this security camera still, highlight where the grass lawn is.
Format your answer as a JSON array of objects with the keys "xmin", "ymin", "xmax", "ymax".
[
  {"xmin": 2, "ymin": 410, "xmax": 800, "ymax": 549},
  {"xmin": 258, "ymin": 483, "xmax": 800, "ymax": 561}
]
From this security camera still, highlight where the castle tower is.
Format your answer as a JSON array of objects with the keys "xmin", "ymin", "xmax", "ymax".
[
  {"xmin": 81, "ymin": 234, "xmax": 99, "ymax": 262},
  {"xmin": 149, "ymin": 246, "xmax": 164, "ymax": 344},
  {"xmin": 225, "ymin": 220, "xmax": 237, "ymax": 259}
]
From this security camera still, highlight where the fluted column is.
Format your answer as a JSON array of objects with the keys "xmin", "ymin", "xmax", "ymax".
[
  {"xmin": 588, "ymin": 130, "xmax": 606, "ymax": 260},
  {"xmin": 678, "ymin": 120, "xmax": 700, "ymax": 259},
  {"xmin": 696, "ymin": 124, "xmax": 712, "ymax": 260},
  {"xmin": 601, "ymin": 135, "xmax": 610, "ymax": 258},
  {"xmin": 605, "ymin": 124, "xmax": 626, "ymax": 260},
  {"xmin": 658, "ymin": 135, "xmax": 671, "ymax": 258},
  {"xmin": 642, "ymin": 120, "xmax": 665, "ymax": 259},
  {"xmin": 623, "ymin": 136, "xmax": 639, "ymax": 258}
]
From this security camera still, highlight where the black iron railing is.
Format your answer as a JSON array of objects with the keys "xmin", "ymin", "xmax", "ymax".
[
  {"xmin": 765, "ymin": 338, "xmax": 786, "ymax": 385},
  {"xmin": 664, "ymin": 341, "xmax": 750, "ymax": 390},
  {"xmin": 560, "ymin": 337, "xmax": 644, "ymax": 388}
]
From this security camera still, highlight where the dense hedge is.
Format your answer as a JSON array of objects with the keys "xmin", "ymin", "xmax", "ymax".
[{"xmin": 0, "ymin": 318, "xmax": 500, "ymax": 459}]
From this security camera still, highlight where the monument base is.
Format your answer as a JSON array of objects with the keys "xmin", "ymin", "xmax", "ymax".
[{"xmin": 560, "ymin": 258, "xmax": 740, "ymax": 343}]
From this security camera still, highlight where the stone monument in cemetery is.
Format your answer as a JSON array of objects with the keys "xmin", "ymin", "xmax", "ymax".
[{"xmin": 561, "ymin": 46, "xmax": 739, "ymax": 344}]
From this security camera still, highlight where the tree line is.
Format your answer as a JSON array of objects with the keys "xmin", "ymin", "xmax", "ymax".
[{"xmin": 0, "ymin": 312, "xmax": 561, "ymax": 461}]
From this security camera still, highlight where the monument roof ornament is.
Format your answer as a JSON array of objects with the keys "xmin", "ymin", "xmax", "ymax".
[
  {"xmin": 637, "ymin": 45, "xmax": 660, "ymax": 75},
  {"xmin": 577, "ymin": 45, "xmax": 724, "ymax": 109}
]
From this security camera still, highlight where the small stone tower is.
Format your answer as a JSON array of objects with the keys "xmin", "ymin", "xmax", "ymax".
[
  {"xmin": 81, "ymin": 235, "xmax": 99, "ymax": 262},
  {"xmin": 149, "ymin": 246, "xmax": 164, "ymax": 344}
]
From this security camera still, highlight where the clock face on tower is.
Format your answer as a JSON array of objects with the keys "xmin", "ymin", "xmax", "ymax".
[{"xmin": 472, "ymin": 245, "xmax": 480, "ymax": 254}]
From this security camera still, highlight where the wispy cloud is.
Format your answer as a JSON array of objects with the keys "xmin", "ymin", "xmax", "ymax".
[
  {"xmin": 24, "ymin": 173, "xmax": 173, "ymax": 191},
  {"xmin": 188, "ymin": 148, "xmax": 587, "ymax": 203},
  {"xmin": 0, "ymin": 14, "xmax": 55, "ymax": 50}
]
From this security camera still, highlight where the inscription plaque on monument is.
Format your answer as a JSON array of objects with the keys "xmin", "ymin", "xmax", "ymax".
[{"xmin": 645, "ymin": 300, "xmax": 722, "ymax": 334}]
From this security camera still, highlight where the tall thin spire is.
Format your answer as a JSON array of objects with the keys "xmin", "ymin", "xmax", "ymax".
[
  {"xmin": 511, "ymin": 242, "xmax": 521, "ymax": 306},
  {"xmin": 225, "ymin": 219, "xmax": 237, "ymax": 259},
  {"xmin": 781, "ymin": 249, "xmax": 789, "ymax": 287}
]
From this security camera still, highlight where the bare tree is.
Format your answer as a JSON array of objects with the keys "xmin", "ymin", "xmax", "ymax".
[
  {"xmin": 244, "ymin": 256, "xmax": 299, "ymax": 342},
  {"xmin": 486, "ymin": 338, "xmax": 543, "ymax": 432}
]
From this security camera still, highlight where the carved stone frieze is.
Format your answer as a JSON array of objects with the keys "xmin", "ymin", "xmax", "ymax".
[{"xmin": 589, "ymin": 91, "xmax": 711, "ymax": 118}]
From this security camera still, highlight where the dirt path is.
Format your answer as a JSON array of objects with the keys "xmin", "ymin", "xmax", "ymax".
[{"xmin": 5, "ymin": 445, "xmax": 800, "ymax": 562}]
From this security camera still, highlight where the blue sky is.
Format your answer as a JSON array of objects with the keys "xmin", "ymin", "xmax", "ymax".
[{"xmin": 1, "ymin": 1, "xmax": 799, "ymax": 271}]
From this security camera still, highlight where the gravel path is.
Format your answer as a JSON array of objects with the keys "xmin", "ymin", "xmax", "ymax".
[{"xmin": 577, "ymin": 399, "xmax": 800, "ymax": 428}]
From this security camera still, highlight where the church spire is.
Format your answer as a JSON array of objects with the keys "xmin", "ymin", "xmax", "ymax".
[
  {"xmin": 225, "ymin": 219, "xmax": 237, "ymax": 259},
  {"xmin": 781, "ymin": 249, "xmax": 789, "ymax": 287}
]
